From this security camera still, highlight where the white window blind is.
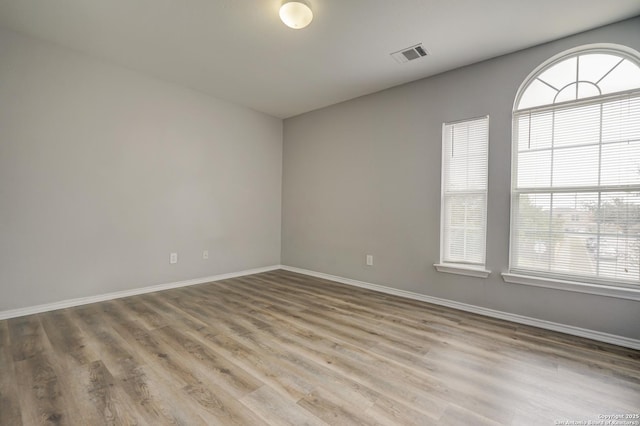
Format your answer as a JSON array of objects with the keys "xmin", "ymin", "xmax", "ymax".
[
  {"xmin": 441, "ymin": 116, "xmax": 489, "ymax": 266},
  {"xmin": 512, "ymin": 93, "xmax": 640, "ymax": 285}
]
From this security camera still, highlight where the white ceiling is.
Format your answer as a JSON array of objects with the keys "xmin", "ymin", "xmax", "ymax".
[{"xmin": 0, "ymin": 1, "xmax": 639, "ymax": 118}]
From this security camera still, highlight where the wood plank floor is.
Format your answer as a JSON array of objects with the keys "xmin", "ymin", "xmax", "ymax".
[{"xmin": 1, "ymin": 269, "xmax": 639, "ymax": 425}]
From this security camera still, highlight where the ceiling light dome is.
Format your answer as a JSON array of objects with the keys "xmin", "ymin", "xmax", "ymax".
[{"xmin": 279, "ymin": 0, "xmax": 313, "ymax": 29}]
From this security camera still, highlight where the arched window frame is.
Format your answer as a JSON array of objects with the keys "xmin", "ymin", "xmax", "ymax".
[
  {"xmin": 514, "ymin": 44, "xmax": 640, "ymax": 111},
  {"xmin": 504, "ymin": 44, "xmax": 640, "ymax": 300}
]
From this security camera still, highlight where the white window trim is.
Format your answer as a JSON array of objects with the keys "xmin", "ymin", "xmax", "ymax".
[
  {"xmin": 501, "ymin": 272, "xmax": 640, "ymax": 301},
  {"xmin": 437, "ymin": 115, "xmax": 490, "ymax": 277},
  {"xmin": 435, "ymin": 263, "xmax": 491, "ymax": 278}
]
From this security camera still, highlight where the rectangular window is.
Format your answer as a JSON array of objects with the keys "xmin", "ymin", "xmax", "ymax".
[
  {"xmin": 439, "ymin": 116, "xmax": 489, "ymax": 271},
  {"xmin": 511, "ymin": 94, "xmax": 640, "ymax": 286}
]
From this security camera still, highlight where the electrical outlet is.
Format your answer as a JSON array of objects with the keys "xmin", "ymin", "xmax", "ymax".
[
  {"xmin": 366, "ymin": 254, "xmax": 373, "ymax": 266},
  {"xmin": 202, "ymin": 250, "xmax": 209, "ymax": 260},
  {"xmin": 170, "ymin": 252, "xmax": 178, "ymax": 264}
]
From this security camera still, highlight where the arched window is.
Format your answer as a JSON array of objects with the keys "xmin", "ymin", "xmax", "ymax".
[
  {"xmin": 509, "ymin": 46, "xmax": 640, "ymax": 288},
  {"xmin": 517, "ymin": 50, "xmax": 640, "ymax": 109}
]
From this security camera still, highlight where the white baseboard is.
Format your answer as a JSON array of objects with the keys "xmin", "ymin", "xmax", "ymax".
[
  {"xmin": 0, "ymin": 265, "xmax": 281, "ymax": 320},
  {"xmin": 280, "ymin": 265, "xmax": 640, "ymax": 350}
]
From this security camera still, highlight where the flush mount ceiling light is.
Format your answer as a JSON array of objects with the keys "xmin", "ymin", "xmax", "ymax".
[{"xmin": 279, "ymin": 0, "xmax": 313, "ymax": 29}]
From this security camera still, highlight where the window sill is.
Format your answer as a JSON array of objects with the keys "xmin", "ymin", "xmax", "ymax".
[
  {"xmin": 434, "ymin": 263, "xmax": 491, "ymax": 278},
  {"xmin": 501, "ymin": 273, "xmax": 640, "ymax": 301}
]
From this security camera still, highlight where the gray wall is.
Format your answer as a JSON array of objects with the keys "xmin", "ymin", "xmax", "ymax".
[
  {"xmin": 0, "ymin": 28, "xmax": 282, "ymax": 311},
  {"xmin": 282, "ymin": 17, "xmax": 640, "ymax": 339}
]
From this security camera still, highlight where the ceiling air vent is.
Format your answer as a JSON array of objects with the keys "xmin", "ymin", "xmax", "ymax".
[{"xmin": 390, "ymin": 43, "xmax": 429, "ymax": 64}]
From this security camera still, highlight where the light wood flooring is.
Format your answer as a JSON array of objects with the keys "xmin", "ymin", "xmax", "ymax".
[{"xmin": 1, "ymin": 269, "xmax": 639, "ymax": 425}]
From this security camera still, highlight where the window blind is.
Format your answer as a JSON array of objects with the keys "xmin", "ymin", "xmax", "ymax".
[
  {"xmin": 441, "ymin": 117, "xmax": 489, "ymax": 266},
  {"xmin": 512, "ymin": 93, "xmax": 640, "ymax": 285}
]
